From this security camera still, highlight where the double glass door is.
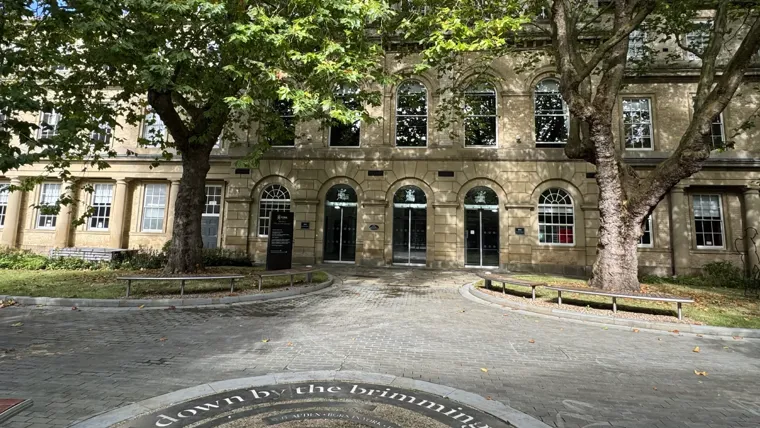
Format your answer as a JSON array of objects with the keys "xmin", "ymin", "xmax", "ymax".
[
  {"xmin": 465, "ymin": 209, "xmax": 499, "ymax": 267},
  {"xmin": 392, "ymin": 207, "xmax": 427, "ymax": 265},
  {"xmin": 324, "ymin": 205, "xmax": 357, "ymax": 262}
]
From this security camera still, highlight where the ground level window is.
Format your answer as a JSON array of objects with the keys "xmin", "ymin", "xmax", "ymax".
[
  {"xmin": 141, "ymin": 183, "xmax": 167, "ymax": 232},
  {"xmin": 259, "ymin": 185, "xmax": 291, "ymax": 236},
  {"xmin": 693, "ymin": 194, "xmax": 724, "ymax": 248},
  {"xmin": 538, "ymin": 188, "xmax": 574, "ymax": 245},
  {"xmin": 0, "ymin": 184, "xmax": 8, "ymax": 227},
  {"xmin": 638, "ymin": 215, "xmax": 653, "ymax": 247},
  {"xmin": 89, "ymin": 183, "xmax": 113, "ymax": 230},
  {"xmin": 37, "ymin": 183, "xmax": 61, "ymax": 229}
]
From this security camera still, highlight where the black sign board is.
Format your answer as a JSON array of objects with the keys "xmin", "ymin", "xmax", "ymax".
[
  {"xmin": 515, "ymin": 227, "xmax": 525, "ymax": 235},
  {"xmin": 300, "ymin": 222, "xmax": 310, "ymax": 229},
  {"xmin": 266, "ymin": 211, "xmax": 294, "ymax": 271}
]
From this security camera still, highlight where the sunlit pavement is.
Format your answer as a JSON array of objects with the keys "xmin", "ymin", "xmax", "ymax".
[{"xmin": 1, "ymin": 266, "xmax": 759, "ymax": 428}]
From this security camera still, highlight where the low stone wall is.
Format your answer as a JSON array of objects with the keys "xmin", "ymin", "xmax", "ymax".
[{"xmin": 49, "ymin": 247, "xmax": 136, "ymax": 262}]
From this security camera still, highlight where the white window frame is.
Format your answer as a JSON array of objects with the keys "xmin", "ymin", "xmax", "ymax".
[
  {"xmin": 36, "ymin": 183, "xmax": 61, "ymax": 230},
  {"xmin": 0, "ymin": 183, "xmax": 8, "ymax": 228},
  {"xmin": 537, "ymin": 188, "xmax": 575, "ymax": 246},
  {"xmin": 141, "ymin": 183, "xmax": 167, "ymax": 232},
  {"xmin": 534, "ymin": 78, "xmax": 569, "ymax": 146},
  {"xmin": 258, "ymin": 185, "xmax": 291, "ymax": 237},
  {"xmin": 685, "ymin": 23, "xmax": 711, "ymax": 61},
  {"xmin": 627, "ymin": 29, "xmax": 645, "ymax": 61},
  {"xmin": 88, "ymin": 183, "xmax": 113, "ymax": 231},
  {"xmin": 638, "ymin": 215, "xmax": 654, "ymax": 248},
  {"xmin": 203, "ymin": 184, "xmax": 222, "ymax": 217},
  {"xmin": 693, "ymin": 194, "xmax": 725, "ymax": 249},
  {"xmin": 622, "ymin": 97, "xmax": 654, "ymax": 150},
  {"xmin": 395, "ymin": 80, "xmax": 428, "ymax": 148},
  {"xmin": 464, "ymin": 83, "xmax": 498, "ymax": 148},
  {"xmin": 38, "ymin": 110, "xmax": 62, "ymax": 139},
  {"xmin": 141, "ymin": 110, "xmax": 168, "ymax": 143},
  {"xmin": 710, "ymin": 112, "xmax": 725, "ymax": 149}
]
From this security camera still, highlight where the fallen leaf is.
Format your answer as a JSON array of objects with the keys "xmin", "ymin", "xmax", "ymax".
[
  {"xmin": 602, "ymin": 327, "xmax": 608, "ymax": 330},
  {"xmin": 71, "ymin": 306, "xmax": 78, "ymax": 311},
  {"xmin": 696, "ymin": 334, "xmax": 703, "ymax": 337},
  {"xmin": 528, "ymin": 339, "xmax": 535, "ymax": 343},
  {"xmin": 287, "ymin": 342, "xmax": 293, "ymax": 346},
  {"xmin": 165, "ymin": 305, "xmax": 176, "ymax": 310},
  {"xmin": 670, "ymin": 329, "xmax": 680, "ymax": 334},
  {"xmin": 733, "ymin": 336, "xmax": 743, "ymax": 340},
  {"xmin": 693, "ymin": 346, "xmax": 700, "ymax": 353},
  {"xmin": 657, "ymin": 338, "xmax": 662, "ymax": 341},
  {"xmin": 11, "ymin": 322, "xmax": 23, "ymax": 327},
  {"xmin": 632, "ymin": 329, "xmax": 639, "ymax": 333},
  {"xmin": 459, "ymin": 310, "xmax": 466, "ymax": 313},
  {"xmin": 480, "ymin": 368, "xmax": 488, "ymax": 373},
  {"xmin": 159, "ymin": 337, "xmax": 167, "ymax": 342},
  {"xmin": 694, "ymin": 370, "xmax": 708, "ymax": 376},
  {"xmin": 486, "ymin": 396, "xmax": 493, "ymax": 400},
  {"xmin": 138, "ymin": 305, "xmax": 145, "ymax": 309},
  {"xmin": 653, "ymin": 387, "xmax": 657, "ymax": 391},
  {"xmin": 262, "ymin": 338, "xmax": 269, "ymax": 343}
]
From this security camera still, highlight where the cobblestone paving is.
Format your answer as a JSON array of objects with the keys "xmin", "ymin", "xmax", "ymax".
[{"xmin": 1, "ymin": 266, "xmax": 760, "ymax": 428}]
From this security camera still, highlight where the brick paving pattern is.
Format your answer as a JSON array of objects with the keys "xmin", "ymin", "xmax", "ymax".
[{"xmin": 1, "ymin": 266, "xmax": 759, "ymax": 428}]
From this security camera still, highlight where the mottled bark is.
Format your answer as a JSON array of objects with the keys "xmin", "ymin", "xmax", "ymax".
[{"xmin": 163, "ymin": 144, "xmax": 210, "ymax": 274}]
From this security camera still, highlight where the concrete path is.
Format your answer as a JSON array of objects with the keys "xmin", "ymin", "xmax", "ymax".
[{"xmin": 1, "ymin": 266, "xmax": 759, "ymax": 428}]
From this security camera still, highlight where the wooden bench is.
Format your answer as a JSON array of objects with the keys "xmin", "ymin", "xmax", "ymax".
[
  {"xmin": 117, "ymin": 275, "xmax": 245, "ymax": 297},
  {"xmin": 252, "ymin": 267, "xmax": 319, "ymax": 291},
  {"xmin": 543, "ymin": 285, "xmax": 694, "ymax": 320},
  {"xmin": 477, "ymin": 272, "xmax": 546, "ymax": 301}
]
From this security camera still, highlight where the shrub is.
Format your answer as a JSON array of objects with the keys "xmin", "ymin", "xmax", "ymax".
[
  {"xmin": 111, "ymin": 248, "xmax": 166, "ymax": 270},
  {"xmin": 0, "ymin": 249, "xmax": 49, "ymax": 270},
  {"xmin": 702, "ymin": 261, "xmax": 743, "ymax": 288},
  {"xmin": 202, "ymin": 248, "xmax": 253, "ymax": 267}
]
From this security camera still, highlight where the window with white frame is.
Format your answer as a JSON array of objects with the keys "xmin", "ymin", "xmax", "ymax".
[
  {"xmin": 685, "ymin": 23, "xmax": 711, "ymax": 61},
  {"xmin": 464, "ymin": 82, "xmax": 497, "ymax": 147},
  {"xmin": 330, "ymin": 87, "xmax": 361, "ymax": 147},
  {"xmin": 88, "ymin": 183, "xmax": 113, "ymax": 230},
  {"xmin": 258, "ymin": 185, "xmax": 290, "ymax": 236},
  {"xmin": 141, "ymin": 183, "xmax": 167, "ymax": 232},
  {"xmin": 0, "ymin": 184, "xmax": 8, "ymax": 227},
  {"xmin": 638, "ymin": 215, "xmax": 653, "ymax": 247},
  {"xmin": 36, "ymin": 183, "xmax": 61, "ymax": 229},
  {"xmin": 538, "ymin": 188, "xmax": 574, "ymax": 245},
  {"xmin": 693, "ymin": 194, "xmax": 724, "ymax": 248},
  {"xmin": 141, "ymin": 110, "xmax": 167, "ymax": 142},
  {"xmin": 204, "ymin": 184, "xmax": 222, "ymax": 215},
  {"xmin": 395, "ymin": 81, "xmax": 428, "ymax": 147},
  {"xmin": 534, "ymin": 78, "xmax": 568, "ymax": 146},
  {"xmin": 39, "ymin": 110, "xmax": 62, "ymax": 139},
  {"xmin": 90, "ymin": 122, "xmax": 113, "ymax": 146},
  {"xmin": 627, "ymin": 30, "xmax": 645, "ymax": 61},
  {"xmin": 622, "ymin": 98, "xmax": 654, "ymax": 149},
  {"xmin": 710, "ymin": 113, "xmax": 725, "ymax": 149}
]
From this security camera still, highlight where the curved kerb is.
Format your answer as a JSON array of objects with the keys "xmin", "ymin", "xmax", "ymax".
[{"xmin": 69, "ymin": 370, "xmax": 551, "ymax": 428}]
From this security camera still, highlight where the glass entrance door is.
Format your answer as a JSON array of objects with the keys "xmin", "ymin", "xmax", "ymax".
[
  {"xmin": 465, "ymin": 209, "xmax": 499, "ymax": 267},
  {"xmin": 464, "ymin": 186, "xmax": 500, "ymax": 267},
  {"xmin": 323, "ymin": 185, "xmax": 358, "ymax": 262},
  {"xmin": 392, "ymin": 186, "xmax": 427, "ymax": 265}
]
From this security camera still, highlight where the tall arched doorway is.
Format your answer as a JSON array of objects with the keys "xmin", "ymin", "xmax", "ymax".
[
  {"xmin": 323, "ymin": 185, "xmax": 358, "ymax": 263},
  {"xmin": 464, "ymin": 186, "xmax": 499, "ymax": 267},
  {"xmin": 392, "ymin": 186, "xmax": 427, "ymax": 265}
]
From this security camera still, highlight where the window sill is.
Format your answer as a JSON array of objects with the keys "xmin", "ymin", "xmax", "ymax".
[{"xmin": 535, "ymin": 143, "xmax": 567, "ymax": 149}]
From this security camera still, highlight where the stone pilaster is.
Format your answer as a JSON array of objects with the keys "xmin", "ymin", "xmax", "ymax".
[
  {"xmin": 292, "ymin": 198, "xmax": 318, "ymax": 265},
  {"xmin": 742, "ymin": 186, "xmax": 760, "ymax": 274},
  {"xmin": 1, "ymin": 177, "xmax": 23, "ymax": 248},
  {"xmin": 670, "ymin": 185, "xmax": 691, "ymax": 276},
  {"xmin": 54, "ymin": 181, "xmax": 76, "ymax": 248},
  {"xmin": 166, "ymin": 180, "xmax": 180, "ymax": 236},
  {"xmin": 109, "ymin": 179, "xmax": 129, "ymax": 248}
]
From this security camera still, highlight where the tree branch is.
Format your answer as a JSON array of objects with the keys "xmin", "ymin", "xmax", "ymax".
[
  {"xmin": 147, "ymin": 89, "xmax": 190, "ymax": 149},
  {"xmin": 694, "ymin": 1, "xmax": 729, "ymax": 110}
]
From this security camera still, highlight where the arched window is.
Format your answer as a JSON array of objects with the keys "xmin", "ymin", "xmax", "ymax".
[
  {"xmin": 326, "ymin": 184, "xmax": 358, "ymax": 205},
  {"xmin": 464, "ymin": 186, "xmax": 499, "ymax": 209},
  {"xmin": 534, "ymin": 78, "xmax": 568, "ymax": 146},
  {"xmin": 464, "ymin": 83, "xmax": 497, "ymax": 147},
  {"xmin": 258, "ymin": 185, "xmax": 291, "ymax": 236},
  {"xmin": 395, "ymin": 81, "xmax": 428, "ymax": 147},
  {"xmin": 538, "ymin": 188, "xmax": 574, "ymax": 244},
  {"xmin": 393, "ymin": 185, "xmax": 427, "ymax": 206}
]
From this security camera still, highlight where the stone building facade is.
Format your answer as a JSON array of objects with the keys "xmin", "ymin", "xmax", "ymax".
[{"xmin": 1, "ymin": 53, "xmax": 760, "ymax": 277}]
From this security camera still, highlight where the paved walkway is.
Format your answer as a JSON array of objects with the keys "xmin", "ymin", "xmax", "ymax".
[{"xmin": 1, "ymin": 266, "xmax": 759, "ymax": 428}]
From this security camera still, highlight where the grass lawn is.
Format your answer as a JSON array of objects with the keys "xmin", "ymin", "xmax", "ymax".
[
  {"xmin": 0, "ymin": 267, "xmax": 329, "ymax": 300},
  {"xmin": 482, "ymin": 274, "xmax": 760, "ymax": 329}
]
